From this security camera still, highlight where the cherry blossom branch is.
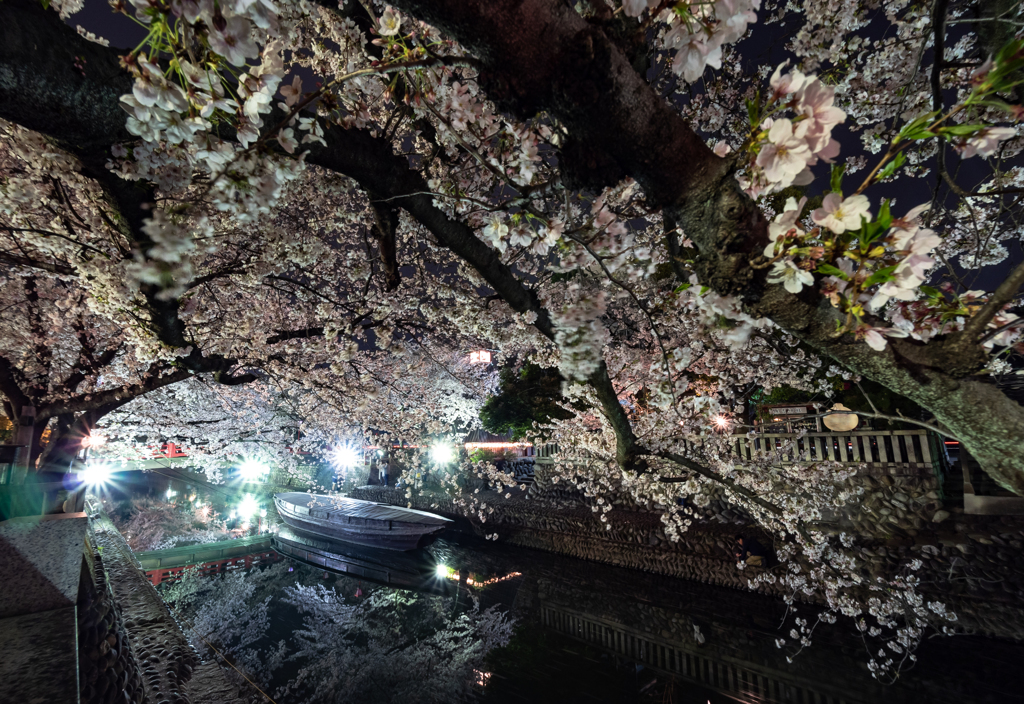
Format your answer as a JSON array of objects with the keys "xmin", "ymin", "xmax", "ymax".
[
  {"xmin": 977, "ymin": 316, "xmax": 1024, "ymax": 345},
  {"xmin": 36, "ymin": 366, "xmax": 193, "ymax": 418},
  {"xmin": 654, "ymin": 450, "xmax": 785, "ymax": 518},
  {"xmin": 958, "ymin": 258, "xmax": 1024, "ymax": 341},
  {"xmin": 0, "ymin": 250, "xmax": 74, "ymax": 275}
]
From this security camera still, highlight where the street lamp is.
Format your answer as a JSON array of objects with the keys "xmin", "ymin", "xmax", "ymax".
[
  {"xmin": 239, "ymin": 458, "xmax": 268, "ymax": 482},
  {"xmin": 78, "ymin": 463, "xmax": 113, "ymax": 487},
  {"xmin": 430, "ymin": 444, "xmax": 453, "ymax": 464}
]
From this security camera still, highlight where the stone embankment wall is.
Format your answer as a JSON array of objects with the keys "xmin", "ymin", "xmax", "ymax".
[
  {"xmin": 89, "ymin": 512, "xmax": 252, "ymax": 704},
  {"xmin": 91, "ymin": 515, "xmax": 200, "ymax": 704},
  {"xmin": 351, "ymin": 485, "xmax": 1024, "ymax": 641},
  {"xmin": 78, "ymin": 536, "xmax": 147, "ymax": 704}
]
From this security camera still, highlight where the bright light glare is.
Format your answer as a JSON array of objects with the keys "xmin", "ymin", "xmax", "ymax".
[
  {"xmin": 329, "ymin": 445, "xmax": 360, "ymax": 468},
  {"xmin": 81, "ymin": 434, "xmax": 106, "ymax": 448},
  {"xmin": 79, "ymin": 463, "xmax": 113, "ymax": 486},
  {"xmin": 238, "ymin": 494, "xmax": 260, "ymax": 516},
  {"xmin": 430, "ymin": 444, "xmax": 453, "ymax": 464},
  {"xmin": 435, "ymin": 564, "xmax": 449, "ymax": 578},
  {"xmin": 259, "ymin": 509, "xmax": 267, "ymax": 518},
  {"xmin": 713, "ymin": 415, "xmax": 730, "ymax": 430},
  {"xmin": 239, "ymin": 458, "xmax": 268, "ymax": 481}
]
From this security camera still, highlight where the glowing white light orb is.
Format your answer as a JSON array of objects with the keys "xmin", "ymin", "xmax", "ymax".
[
  {"xmin": 239, "ymin": 458, "xmax": 268, "ymax": 481},
  {"xmin": 238, "ymin": 494, "xmax": 260, "ymax": 516},
  {"xmin": 259, "ymin": 509, "xmax": 267, "ymax": 518},
  {"xmin": 430, "ymin": 444, "xmax": 453, "ymax": 464},
  {"xmin": 329, "ymin": 446, "xmax": 360, "ymax": 468},
  {"xmin": 81, "ymin": 434, "xmax": 106, "ymax": 448},
  {"xmin": 79, "ymin": 463, "xmax": 113, "ymax": 486},
  {"xmin": 435, "ymin": 564, "xmax": 448, "ymax": 578}
]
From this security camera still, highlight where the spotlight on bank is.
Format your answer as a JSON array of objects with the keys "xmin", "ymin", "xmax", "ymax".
[
  {"xmin": 239, "ymin": 458, "xmax": 268, "ymax": 482},
  {"xmin": 329, "ymin": 445, "xmax": 361, "ymax": 469},
  {"xmin": 430, "ymin": 444, "xmax": 453, "ymax": 464},
  {"xmin": 238, "ymin": 494, "xmax": 260, "ymax": 517},
  {"xmin": 79, "ymin": 463, "xmax": 113, "ymax": 487}
]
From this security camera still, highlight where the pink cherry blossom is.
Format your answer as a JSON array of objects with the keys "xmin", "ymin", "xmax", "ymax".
[
  {"xmin": 756, "ymin": 119, "xmax": 812, "ymax": 185},
  {"xmin": 208, "ymin": 16, "xmax": 258, "ymax": 67},
  {"xmin": 960, "ymin": 127, "xmax": 1017, "ymax": 158},
  {"xmin": 767, "ymin": 259, "xmax": 814, "ymax": 293},
  {"xmin": 811, "ymin": 193, "xmax": 871, "ymax": 234}
]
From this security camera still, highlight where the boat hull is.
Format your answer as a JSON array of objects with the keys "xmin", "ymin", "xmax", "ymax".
[
  {"xmin": 273, "ymin": 493, "xmax": 450, "ymax": 551},
  {"xmin": 272, "ymin": 526, "xmax": 453, "ymax": 594}
]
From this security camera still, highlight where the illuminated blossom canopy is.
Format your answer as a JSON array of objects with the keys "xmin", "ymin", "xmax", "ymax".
[{"xmin": 0, "ymin": 0, "xmax": 1022, "ymax": 678}]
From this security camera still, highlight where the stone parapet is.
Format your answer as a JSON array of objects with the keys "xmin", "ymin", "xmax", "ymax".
[{"xmin": 350, "ymin": 485, "xmax": 1024, "ymax": 641}]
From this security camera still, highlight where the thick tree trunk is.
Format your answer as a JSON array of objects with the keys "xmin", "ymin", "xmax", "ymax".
[{"xmin": 385, "ymin": 0, "xmax": 1024, "ymax": 493}]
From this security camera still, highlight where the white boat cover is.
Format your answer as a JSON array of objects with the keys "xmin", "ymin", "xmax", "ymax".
[{"xmin": 275, "ymin": 492, "xmax": 451, "ymax": 526}]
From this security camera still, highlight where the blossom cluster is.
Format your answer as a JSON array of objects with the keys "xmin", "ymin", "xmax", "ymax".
[{"xmin": 624, "ymin": 1, "xmax": 761, "ymax": 84}]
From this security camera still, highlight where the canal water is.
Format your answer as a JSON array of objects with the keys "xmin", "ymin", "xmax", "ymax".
[{"xmin": 99, "ymin": 470, "xmax": 1023, "ymax": 704}]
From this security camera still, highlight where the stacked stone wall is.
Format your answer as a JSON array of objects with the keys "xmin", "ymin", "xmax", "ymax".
[
  {"xmin": 351, "ymin": 485, "xmax": 1024, "ymax": 641},
  {"xmin": 78, "ymin": 537, "xmax": 147, "ymax": 704}
]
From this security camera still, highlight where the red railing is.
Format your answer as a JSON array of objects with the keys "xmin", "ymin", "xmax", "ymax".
[{"xmin": 145, "ymin": 549, "xmax": 282, "ymax": 586}]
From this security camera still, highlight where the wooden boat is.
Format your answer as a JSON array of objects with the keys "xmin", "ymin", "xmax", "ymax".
[
  {"xmin": 273, "ymin": 492, "xmax": 451, "ymax": 551},
  {"xmin": 271, "ymin": 525, "xmax": 453, "ymax": 594}
]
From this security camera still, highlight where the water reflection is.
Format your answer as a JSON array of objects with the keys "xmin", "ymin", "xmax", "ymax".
[
  {"xmin": 117, "ymin": 476, "xmax": 1022, "ymax": 704},
  {"xmin": 272, "ymin": 525, "xmax": 453, "ymax": 594}
]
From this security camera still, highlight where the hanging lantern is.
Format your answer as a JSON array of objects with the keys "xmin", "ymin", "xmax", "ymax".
[{"xmin": 823, "ymin": 403, "xmax": 859, "ymax": 432}]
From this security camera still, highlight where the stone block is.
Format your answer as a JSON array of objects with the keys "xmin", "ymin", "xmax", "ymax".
[{"xmin": 0, "ymin": 513, "xmax": 87, "ymax": 618}]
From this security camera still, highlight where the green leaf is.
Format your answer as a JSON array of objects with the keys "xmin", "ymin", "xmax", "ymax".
[
  {"xmin": 875, "ymin": 198, "xmax": 892, "ymax": 231},
  {"xmin": 674, "ymin": 283, "xmax": 692, "ymax": 293},
  {"xmin": 896, "ymin": 112, "xmax": 939, "ymax": 143},
  {"xmin": 938, "ymin": 123, "xmax": 986, "ymax": 137},
  {"xmin": 919, "ymin": 285, "xmax": 940, "ymax": 298},
  {"xmin": 816, "ymin": 263, "xmax": 848, "ymax": 279},
  {"xmin": 875, "ymin": 153, "xmax": 906, "ymax": 182},
  {"xmin": 863, "ymin": 265, "xmax": 898, "ymax": 289},
  {"xmin": 746, "ymin": 96, "xmax": 759, "ymax": 129},
  {"xmin": 699, "ymin": 285, "xmax": 710, "ymax": 296},
  {"xmin": 971, "ymin": 98, "xmax": 1021, "ymax": 114},
  {"xmin": 830, "ymin": 163, "xmax": 846, "ymax": 196},
  {"xmin": 858, "ymin": 215, "xmax": 887, "ymax": 246}
]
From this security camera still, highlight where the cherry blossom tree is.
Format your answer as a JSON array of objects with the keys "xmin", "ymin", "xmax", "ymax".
[{"xmin": 1, "ymin": 0, "xmax": 1022, "ymax": 678}]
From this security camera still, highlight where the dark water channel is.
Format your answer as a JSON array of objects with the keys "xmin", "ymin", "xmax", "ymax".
[{"xmin": 104, "ymin": 471, "xmax": 1022, "ymax": 704}]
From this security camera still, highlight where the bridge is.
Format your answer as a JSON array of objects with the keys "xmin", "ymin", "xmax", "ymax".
[{"xmin": 134, "ymin": 535, "xmax": 281, "ymax": 586}]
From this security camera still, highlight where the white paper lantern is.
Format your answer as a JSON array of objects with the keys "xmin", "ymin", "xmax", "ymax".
[{"xmin": 823, "ymin": 403, "xmax": 859, "ymax": 432}]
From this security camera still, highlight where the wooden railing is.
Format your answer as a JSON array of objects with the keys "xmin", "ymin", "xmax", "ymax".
[{"xmin": 727, "ymin": 429, "xmax": 942, "ymax": 476}]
